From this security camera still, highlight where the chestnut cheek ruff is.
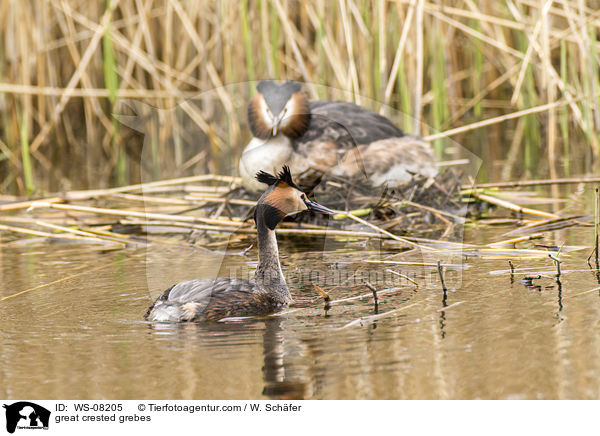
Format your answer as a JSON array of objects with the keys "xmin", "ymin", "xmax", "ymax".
[{"xmin": 248, "ymin": 95, "xmax": 273, "ymax": 139}]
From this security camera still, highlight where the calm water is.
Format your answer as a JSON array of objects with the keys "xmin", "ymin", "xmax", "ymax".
[{"xmin": 1, "ymin": 190, "xmax": 600, "ymax": 400}]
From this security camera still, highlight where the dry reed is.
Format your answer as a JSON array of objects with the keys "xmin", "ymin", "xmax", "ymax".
[{"xmin": 1, "ymin": 0, "xmax": 600, "ymax": 196}]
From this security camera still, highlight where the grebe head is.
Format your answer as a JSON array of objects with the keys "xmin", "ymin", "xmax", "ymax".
[
  {"xmin": 254, "ymin": 165, "xmax": 333, "ymax": 230},
  {"xmin": 248, "ymin": 81, "xmax": 310, "ymax": 140}
]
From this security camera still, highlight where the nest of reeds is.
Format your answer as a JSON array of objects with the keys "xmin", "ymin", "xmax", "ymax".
[
  {"xmin": 314, "ymin": 168, "xmax": 464, "ymax": 231},
  {"xmin": 220, "ymin": 168, "xmax": 466, "ymax": 237}
]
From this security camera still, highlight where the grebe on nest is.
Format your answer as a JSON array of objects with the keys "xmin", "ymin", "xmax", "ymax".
[
  {"xmin": 239, "ymin": 80, "xmax": 437, "ymax": 192},
  {"xmin": 144, "ymin": 166, "xmax": 334, "ymax": 322}
]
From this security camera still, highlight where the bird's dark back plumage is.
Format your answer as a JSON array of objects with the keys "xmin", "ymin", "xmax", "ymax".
[
  {"xmin": 298, "ymin": 100, "xmax": 405, "ymax": 146},
  {"xmin": 144, "ymin": 277, "xmax": 285, "ymax": 322}
]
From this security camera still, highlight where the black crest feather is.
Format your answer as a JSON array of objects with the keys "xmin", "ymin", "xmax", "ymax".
[
  {"xmin": 255, "ymin": 170, "xmax": 279, "ymax": 186},
  {"xmin": 255, "ymin": 165, "xmax": 300, "ymax": 190},
  {"xmin": 277, "ymin": 165, "xmax": 298, "ymax": 188}
]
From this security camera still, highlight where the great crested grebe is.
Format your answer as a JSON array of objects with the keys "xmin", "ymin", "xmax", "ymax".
[
  {"xmin": 144, "ymin": 166, "xmax": 334, "ymax": 322},
  {"xmin": 239, "ymin": 80, "xmax": 437, "ymax": 192}
]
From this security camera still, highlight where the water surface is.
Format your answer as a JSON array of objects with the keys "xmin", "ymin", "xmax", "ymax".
[{"xmin": 1, "ymin": 188, "xmax": 600, "ymax": 400}]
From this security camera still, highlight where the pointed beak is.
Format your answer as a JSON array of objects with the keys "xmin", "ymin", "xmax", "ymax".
[
  {"xmin": 305, "ymin": 199, "xmax": 335, "ymax": 215},
  {"xmin": 271, "ymin": 109, "xmax": 288, "ymax": 136},
  {"xmin": 272, "ymin": 114, "xmax": 282, "ymax": 136}
]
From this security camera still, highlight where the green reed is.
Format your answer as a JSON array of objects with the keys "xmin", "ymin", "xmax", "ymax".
[{"xmin": 18, "ymin": 109, "xmax": 34, "ymax": 195}]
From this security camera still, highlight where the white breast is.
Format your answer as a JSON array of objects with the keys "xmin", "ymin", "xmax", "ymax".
[{"xmin": 239, "ymin": 136, "xmax": 294, "ymax": 192}]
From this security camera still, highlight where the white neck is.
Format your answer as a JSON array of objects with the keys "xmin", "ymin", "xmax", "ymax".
[{"xmin": 239, "ymin": 136, "xmax": 293, "ymax": 192}]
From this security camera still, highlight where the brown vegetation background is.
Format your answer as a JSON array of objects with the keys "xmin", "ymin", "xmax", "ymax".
[{"xmin": 1, "ymin": 0, "xmax": 599, "ymax": 195}]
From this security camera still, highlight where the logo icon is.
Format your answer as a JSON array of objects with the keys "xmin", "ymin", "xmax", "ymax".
[{"xmin": 2, "ymin": 402, "xmax": 50, "ymax": 433}]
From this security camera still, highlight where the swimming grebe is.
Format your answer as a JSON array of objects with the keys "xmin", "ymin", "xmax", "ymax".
[
  {"xmin": 144, "ymin": 166, "xmax": 334, "ymax": 322},
  {"xmin": 239, "ymin": 80, "xmax": 437, "ymax": 192}
]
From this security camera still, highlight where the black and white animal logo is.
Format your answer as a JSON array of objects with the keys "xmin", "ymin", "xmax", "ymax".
[{"xmin": 3, "ymin": 402, "xmax": 50, "ymax": 433}]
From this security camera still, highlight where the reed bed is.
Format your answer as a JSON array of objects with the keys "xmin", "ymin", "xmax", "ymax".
[
  {"xmin": 1, "ymin": 0, "xmax": 600, "ymax": 196},
  {"xmin": 0, "ymin": 171, "xmax": 592, "ymax": 265}
]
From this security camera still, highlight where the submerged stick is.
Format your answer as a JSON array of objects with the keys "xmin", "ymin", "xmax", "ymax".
[
  {"xmin": 594, "ymin": 188, "xmax": 600, "ymax": 263},
  {"xmin": 437, "ymin": 260, "xmax": 448, "ymax": 294},
  {"xmin": 312, "ymin": 284, "xmax": 331, "ymax": 312},
  {"xmin": 549, "ymin": 254, "xmax": 562, "ymax": 278},
  {"xmin": 364, "ymin": 281, "xmax": 379, "ymax": 307},
  {"xmin": 312, "ymin": 284, "xmax": 330, "ymax": 303},
  {"xmin": 326, "ymin": 286, "xmax": 408, "ymax": 306},
  {"xmin": 271, "ymin": 286, "xmax": 411, "ymax": 318}
]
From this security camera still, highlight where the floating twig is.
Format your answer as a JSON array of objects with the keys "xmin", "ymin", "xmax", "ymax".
[
  {"xmin": 562, "ymin": 286, "xmax": 600, "ymax": 300},
  {"xmin": 487, "ymin": 235, "xmax": 543, "ymax": 247},
  {"xmin": 364, "ymin": 259, "xmax": 466, "ymax": 268},
  {"xmin": 337, "ymin": 302, "xmax": 421, "ymax": 329},
  {"xmin": 386, "ymin": 269, "xmax": 419, "ymax": 288},
  {"xmin": 501, "ymin": 215, "xmax": 587, "ymax": 237},
  {"xmin": 472, "ymin": 192, "xmax": 558, "ymax": 219}
]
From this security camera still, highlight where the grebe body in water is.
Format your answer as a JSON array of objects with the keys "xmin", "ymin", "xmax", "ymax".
[{"xmin": 145, "ymin": 166, "xmax": 333, "ymax": 322}]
